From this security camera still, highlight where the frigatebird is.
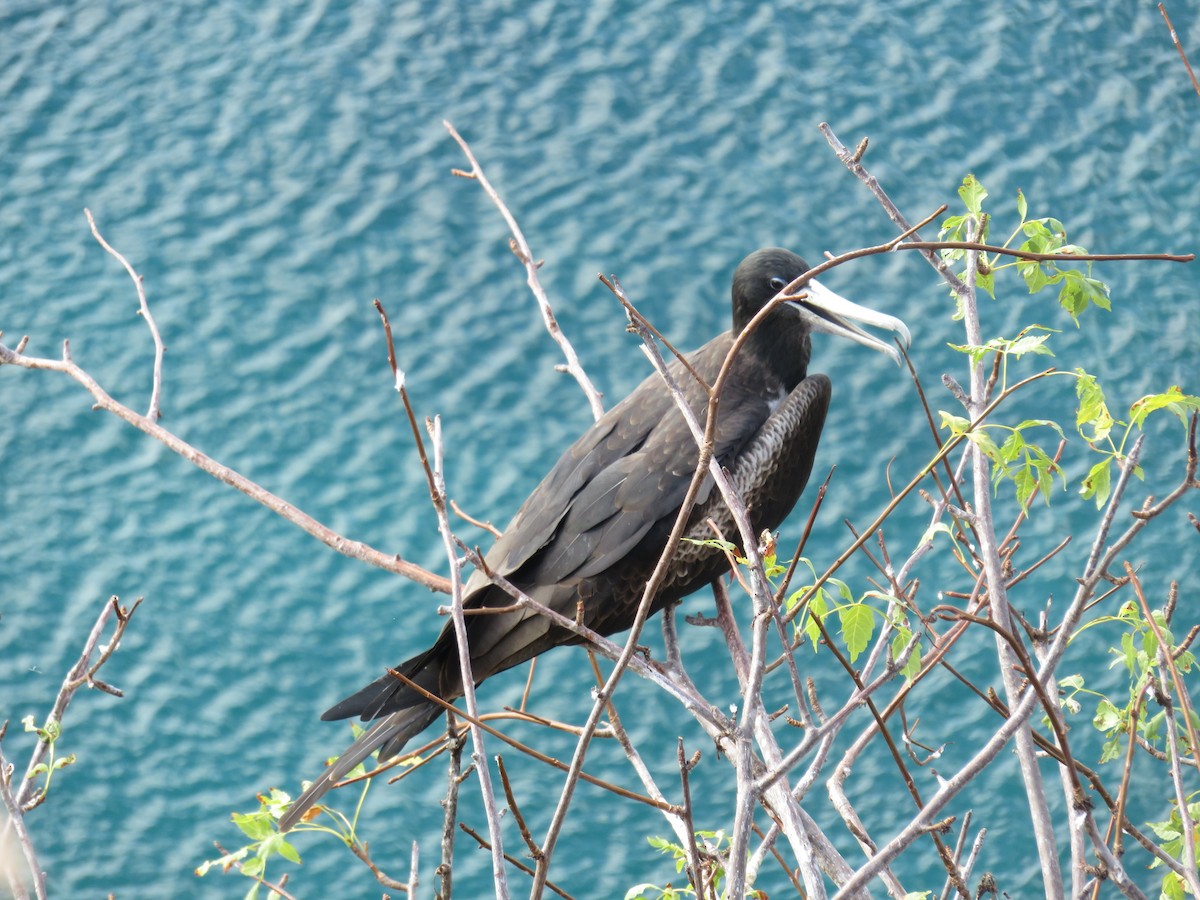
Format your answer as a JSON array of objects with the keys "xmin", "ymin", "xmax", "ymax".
[{"xmin": 279, "ymin": 247, "xmax": 909, "ymax": 830}]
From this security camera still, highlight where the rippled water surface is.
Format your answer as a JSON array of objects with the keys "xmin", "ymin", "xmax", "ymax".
[{"xmin": 3, "ymin": 1, "xmax": 1198, "ymax": 896}]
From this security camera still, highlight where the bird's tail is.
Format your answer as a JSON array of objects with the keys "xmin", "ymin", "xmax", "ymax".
[{"xmin": 278, "ymin": 698, "xmax": 441, "ymax": 832}]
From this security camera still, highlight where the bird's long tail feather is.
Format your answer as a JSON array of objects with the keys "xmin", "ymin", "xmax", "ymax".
[{"xmin": 278, "ymin": 699, "xmax": 441, "ymax": 832}]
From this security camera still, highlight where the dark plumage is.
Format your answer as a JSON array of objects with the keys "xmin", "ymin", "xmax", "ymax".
[{"xmin": 279, "ymin": 248, "xmax": 908, "ymax": 830}]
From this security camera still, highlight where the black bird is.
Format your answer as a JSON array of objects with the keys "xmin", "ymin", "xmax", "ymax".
[{"xmin": 280, "ymin": 248, "xmax": 908, "ymax": 830}]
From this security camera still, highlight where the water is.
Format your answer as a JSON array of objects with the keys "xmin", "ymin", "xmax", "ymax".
[{"xmin": 2, "ymin": 0, "xmax": 1198, "ymax": 896}]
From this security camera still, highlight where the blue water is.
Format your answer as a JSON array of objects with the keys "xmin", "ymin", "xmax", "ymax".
[{"xmin": 2, "ymin": 1, "xmax": 1198, "ymax": 896}]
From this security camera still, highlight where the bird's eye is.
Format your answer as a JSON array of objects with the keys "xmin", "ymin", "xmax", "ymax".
[{"xmin": 769, "ymin": 276, "xmax": 788, "ymax": 292}]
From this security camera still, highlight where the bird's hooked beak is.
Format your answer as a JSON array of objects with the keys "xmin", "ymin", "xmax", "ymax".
[{"xmin": 784, "ymin": 278, "xmax": 911, "ymax": 366}]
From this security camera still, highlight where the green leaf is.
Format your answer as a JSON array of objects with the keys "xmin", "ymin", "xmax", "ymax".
[
  {"xmin": 901, "ymin": 636, "xmax": 922, "ymax": 680},
  {"xmin": 1012, "ymin": 465, "xmax": 1038, "ymax": 506},
  {"xmin": 958, "ymin": 175, "xmax": 988, "ymax": 216},
  {"xmin": 919, "ymin": 521, "xmax": 954, "ymax": 547},
  {"xmin": 1074, "ymin": 370, "xmax": 1115, "ymax": 443},
  {"xmin": 964, "ymin": 428, "xmax": 1002, "ymax": 462},
  {"xmin": 1142, "ymin": 710, "xmax": 1165, "ymax": 742},
  {"xmin": 1016, "ymin": 188, "xmax": 1027, "ymax": 221},
  {"xmin": 1160, "ymin": 871, "xmax": 1186, "ymax": 900},
  {"xmin": 265, "ymin": 834, "xmax": 301, "ymax": 865},
  {"xmin": 1130, "ymin": 386, "xmax": 1200, "ymax": 429},
  {"xmin": 232, "ymin": 812, "xmax": 272, "ymax": 842},
  {"xmin": 1145, "ymin": 816, "xmax": 1182, "ymax": 842},
  {"xmin": 1093, "ymin": 698, "xmax": 1121, "ymax": 731},
  {"xmin": 681, "ymin": 536, "xmax": 738, "ymax": 553},
  {"xmin": 891, "ymin": 627, "xmax": 912, "ymax": 666},
  {"xmin": 938, "ymin": 411, "xmax": 970, "ymax": 435},
  {"xmin": 796, "ymin": 589, "xmax": 827, "ymax": 649},
  {"xmin": 1005, "ymin": 332, "xmax": 1055, "ymax": 357},
  {"xmin": 241, "ymin": 856, "xmax": 265, "ymax": 877},
  {"xmin": 1099, "ymin": 734, "xmax": 1122, "ymax": 763},
  {"xmin": 1118, "ymin": 631, "xmax": 1138, "ymax": 674},
  {"xmin": 1080, "ymin": 459, "xmax": 1112, "ymax": 509},
  {"xmin": 998, "ymin": 430, "xmax": 1025, "ymax": 464},
  {"xmin": 1015, "ymin": 418, "xmax": 1067, "ymax": 441},
  {"xmin": 1021, "ymin": 261, "xmax": 1050, "ymax": 294},
  {"xmin": 833, "ymin": 578, "xmax": 855, "ymax": 604},
  {"xmin": 839, "ymin": 603, "xmax": 875, "ymax": 663},
  {"xmin": 975, "ymin": 267, "xmax": 995, "ymax": 299}
]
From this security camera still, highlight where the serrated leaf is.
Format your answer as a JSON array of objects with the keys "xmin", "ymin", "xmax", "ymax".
[
  {"xmin": 938, "ymin": 411, "xmax": 970, "ymax": 435},
  {"xmin": 958, "ymin": 175, "xmax": 988, "ymax": 215},
  {"xmin": 1074, "ymin": 370, "xmax": 1115, "ymax": 443},
  {"xmin": 232, "ymin": 812, "xmax": 272, "ymax": 842},
  {"xmin": 1130, "ymin": 386, "xmax": 1200, "ymax": 428},
  {"xmin": 810, "ymin": 591, "xmax": 829, "ymax": 645},
  {"xmin": 1081, "ymin": 459, "xmax": 1112, "ymax": 508},
  {"xmin": 833, "ymin": 577, "xmax": 854, "ymax": 604},
  {"xmin": 241, "ymin": 856, "xmax": 265, "ymax": 877},
  {"xmin": 1012, "ymin": 465, "xmax": 1038, "ymax": 506},
  {"xmin": 262, "ymin": 833, "xmax": 302, "ymax": 865},
  {"xmin": 1093, "ymin": 698, "xmax": 1121, "ymax": 731},
  {"xmin": 1143, "ymin": 710, "xmax": 1165, "ymax": 742},
  {"xmin": 1005, "ymin": 333, "xmax": 1055, "ymax": 357},
  {"xmin": 975, "ymin": 268, "xmax": 995, "ymax": 299},
  {"xmin": 1014, "ymin": 418, "xmax": 1067, "ymax": 441},
  {"xmin": 1099, "ymin": 734, "xmax": 1122, "ymax": 763},
  {"xmin": 1023, "ymin": 262, "xmax": 1050, "ymax": 294},
  {"xmin": 902, "ymin": 638, "xmax": 922, "ymax": 679},
  {"xmin": 1117, "ymin": 629, "xmax": 1135, "ymax": 668},
  {"xmin": 891, "ymin": 627, "xmax": 912, "ymax": 664},
  {"xmin": 1161, "ymin": 871, "xmax": 1186, "ymax": 900},
  {"xmin": 839, "ymin": 603, "xmax": 875, "ymax": 663},
  {"xmin": 1145, "ymin": 817, "xmax": 1182, "ymax": 842},
  {"xmin": 947, "ymin": 341, "xmax": 989, "ymax": 367},
  {"xmin": 965, "ymin": 428, "xmax": 1002, "ymax": 462},
  {"xmin": 995, "ymin": 430, "xmax": 1023, "ymax": 464},
  {"xmin": 919, "ymin": 521, "xmax": 954, "ymax": 547}
]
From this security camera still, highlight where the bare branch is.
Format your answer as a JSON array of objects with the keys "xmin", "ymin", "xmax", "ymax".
[
  {"xmin": 0, "ymin": 736, "xmax": 41, "ymax": 900},
  {"xmin": 84, "ymin": 209, "xmax": 165, "ymax": 422},
  {"xmin": 959, "ymin": 216, "xmax": 1062, "ymax": 896},
  {"xmin": 425, "ymin": 415, "xmax": 509, "ymax": 898},
  {"xmin": 444, "ymin": 120, "xmax": 605, "ymax": 421},
  {"xmin": 0, "ymin": 337, "xmax": 451, "ymax": 595},
  {"xmin": 458, "ymin": 823, "xmax": 576, "ymax": 900},
  {"xmin": 1160, "ymin": 3, "xmax": 1200, "ymax": 98}
]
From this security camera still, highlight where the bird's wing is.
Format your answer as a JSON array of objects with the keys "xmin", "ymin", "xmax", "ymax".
[{"xmin": 470, "ymin": 335, "xmax": 772, "ymax": 589}]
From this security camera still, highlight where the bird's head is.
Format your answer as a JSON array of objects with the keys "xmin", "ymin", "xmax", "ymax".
[{"xmin": 732, "ymin": 247, "xmax": 910, "ymax": 367}]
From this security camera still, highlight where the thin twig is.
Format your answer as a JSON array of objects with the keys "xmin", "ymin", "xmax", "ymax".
[
  {"xmin": 84, "ymin": 209, "xmax": 165, "ymax": 422},
  {"xmin": 1160, "ymin": 3, "xmax": 1200, "ymax": 98},
  {"xmin": 437, "ymin": 716, "xmax": 463, "ymax": 900},
  {"xmin": 13, "ymin": 596, "xmax": 140, "ymax": 812},
  {"xmin": 425, "ymin": 414, "xmax": 509, "ymax": 898},
  {"xmin": 211, "ymin": 842, "xmax": 299, "ymax": 899},
  {"xmin": 497, "ymin": 756, "xmax": 541, "ymax": 860},
  {"xmin": 0, "ymin": 335, "xmax": 450, "ymax": 595},
  {"xmin": 458, "ymin": 824, "xmax": 576, "ymax": 900},
  {"xmin": 0, "ymin": 737, "xmax": 41, "ymax": 900},
  {"xmin": 445, "ymin": 121, "xmax": 605, "ymax": 421}
]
